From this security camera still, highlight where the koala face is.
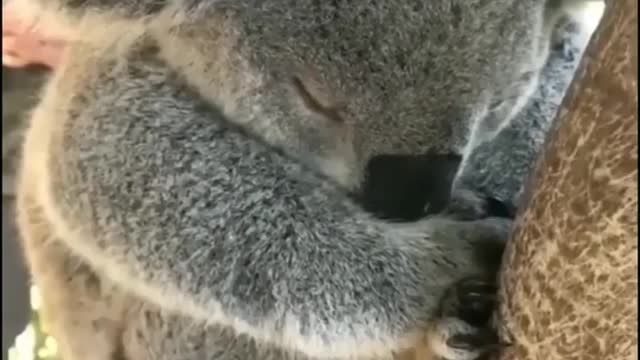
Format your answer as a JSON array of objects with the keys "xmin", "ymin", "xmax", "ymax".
[{"xmin": 176, "ymin": 0, "xmax": 547, "ymax": 193}]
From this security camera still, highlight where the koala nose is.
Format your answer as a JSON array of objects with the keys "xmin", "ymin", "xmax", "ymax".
[{"xmin": 358, "ymin": 152, "xmax": 462, "ymax": 222}]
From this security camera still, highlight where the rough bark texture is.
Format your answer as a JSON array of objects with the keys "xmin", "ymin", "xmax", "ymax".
[{"xmin": 495, "ymin": 1, "xmax": 637, "ymax": 360}]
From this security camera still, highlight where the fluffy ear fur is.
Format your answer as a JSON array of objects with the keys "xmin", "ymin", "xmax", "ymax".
[{"xmin": 453, "ymin": 3, "xmax": 604, "ymax": 212}]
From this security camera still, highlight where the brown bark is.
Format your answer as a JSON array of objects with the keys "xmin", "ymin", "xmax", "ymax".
[
  {"xmin": 495, "ymin": 1, "xmax": 638, "ymax": 360},
  {"xmin": 397, "ymin": 2, "xmax": 637, "ymax": 360}
]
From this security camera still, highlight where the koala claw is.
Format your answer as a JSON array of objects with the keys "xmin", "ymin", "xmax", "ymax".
[
  {"xmin": 446, "ymin": 329, "xmax": 500, "ymax": 351},
  {"xmin": 440, "ymin": 276, "xmax": 498, "ymax": 327},
  {"xmin": 429, "ymin": 275, "xmax": 506, "ymax": 360},
  {"xmin": 456, "ymin": 277, "xmax": 498, "ymax": 327},
  {"xmin": 429, "ymin": 317, "xmax": 506, "ymax": 360}
]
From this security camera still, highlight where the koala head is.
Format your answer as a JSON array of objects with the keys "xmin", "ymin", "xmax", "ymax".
[
  {"xmin": 235, "ymin": 0, "xmax": 546, "ymax": 171},
  {"xmin": 162, "ymin": 1, "xmax": 550, "ymax": 197}
]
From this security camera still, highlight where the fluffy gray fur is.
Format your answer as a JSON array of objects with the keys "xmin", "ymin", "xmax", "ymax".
[
  {"xmin": 43, "ymin": 42, "xmax": 510, "ymax": 360},
  {"xmin": 14, "ymin": 1, "xmax": 596, "ymax": 359},
  {"xmin": 453, "ymin": 17, "xmax": 594, "ymax": 211}
]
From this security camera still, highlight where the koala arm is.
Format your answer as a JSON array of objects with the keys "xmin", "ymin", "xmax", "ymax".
[{"xmin": 29, "ymin": 35, "xmax": 508, "ymax": 360}]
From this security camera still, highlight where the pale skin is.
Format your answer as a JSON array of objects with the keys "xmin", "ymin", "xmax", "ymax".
[{"xmin": 2, "ymin": 2, "xmax": 66, "ymax": 69}]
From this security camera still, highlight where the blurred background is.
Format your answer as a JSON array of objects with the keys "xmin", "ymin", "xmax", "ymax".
[{"xmin": 2, "ymin": 65, "xmax": 51, "ymax": 360}]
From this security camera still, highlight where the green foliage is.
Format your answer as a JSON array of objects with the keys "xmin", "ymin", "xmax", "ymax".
[{"xmin": 7, "ymin": 286, "xmax": 60, "ymax": 360}]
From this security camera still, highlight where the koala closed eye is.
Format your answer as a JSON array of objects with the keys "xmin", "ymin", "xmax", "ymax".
[
  {"xmin": 13, "ymin": 1, "xmax": 596, "ymax": 360},
  {"xmin": 291, "ymin": 75, "xmax": 346, "ymax": 124}
]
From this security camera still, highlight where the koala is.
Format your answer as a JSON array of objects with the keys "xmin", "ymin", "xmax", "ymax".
[
  {"xmin": 449, "ymin": 3, "xmax": 603, "ymax": 218},
  {"xmin": 12, "ymin": 1, "xmax": 598, "ymax": 360}
]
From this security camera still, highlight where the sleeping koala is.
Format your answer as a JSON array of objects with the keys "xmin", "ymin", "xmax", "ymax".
[{"xmin": 12, "ymin": 0, "xmax": 598, "ymax": 359}]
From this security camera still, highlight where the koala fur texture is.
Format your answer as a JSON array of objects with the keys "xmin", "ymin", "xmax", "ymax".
[
  {"xmin": 447, "ymin": 8, "xmax": 601, "ymax": 219},
  {"xmin": 13, "ymin": 1, "xmax": 598, "ymax": 360}
]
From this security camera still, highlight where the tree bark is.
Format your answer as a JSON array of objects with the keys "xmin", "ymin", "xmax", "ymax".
[{"xmin": 495, "ymin": 1, "xmax": 637, "ymax": 360}]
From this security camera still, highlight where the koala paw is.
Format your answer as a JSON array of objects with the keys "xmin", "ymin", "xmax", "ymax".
[
  {"xmin": 439, "ymin": 276, "xmax": 497, "ymax": 327},
  {"xmin": 429, "ymin": 276, "xmax": 508, "ymax": 360},
  {"xmin": 429, "ymin": 317, "xmax": 507, "ymax": 360}
]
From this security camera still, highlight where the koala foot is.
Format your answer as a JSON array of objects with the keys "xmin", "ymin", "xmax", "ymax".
[{"xmin": 429, "ymin": 276, "xmax": 508, "ymax": 360}]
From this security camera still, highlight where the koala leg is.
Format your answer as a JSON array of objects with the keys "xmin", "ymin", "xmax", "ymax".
[{"xmin": 15, "ymin": 187, "xmax": 128, "ymax": 360}]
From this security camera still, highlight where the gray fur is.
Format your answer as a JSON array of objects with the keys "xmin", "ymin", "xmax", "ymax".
[
  {"xmin": 14, "ymin": 1, "xmax": 597, "ymax": 359},
  {"xmin": 453, "ymin": 17, "xmax": 594, "ymax": 211},
  {"xmin": 46, "ymin": 45, "xmax": 509, "ymax": 359}
]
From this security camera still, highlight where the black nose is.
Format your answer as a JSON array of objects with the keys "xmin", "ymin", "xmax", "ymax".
[{"xmin": 358, "ymin": 152, "xmax": 462, "ymax": 222}]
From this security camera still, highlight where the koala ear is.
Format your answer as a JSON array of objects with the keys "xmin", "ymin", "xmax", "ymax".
[{"xmin": 358, "ymin": 152, "xmax": 462, "ymax": 222}]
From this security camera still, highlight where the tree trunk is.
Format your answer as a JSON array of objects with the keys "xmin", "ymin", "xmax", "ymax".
[{"xmin": 495, "ymin": 1, "xmax": 637, "ymax": 360}]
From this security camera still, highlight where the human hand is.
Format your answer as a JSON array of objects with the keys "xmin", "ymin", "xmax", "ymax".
[{"xmin": 2, "ymin": 4, "xmax": 67, "ymax": 69}]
